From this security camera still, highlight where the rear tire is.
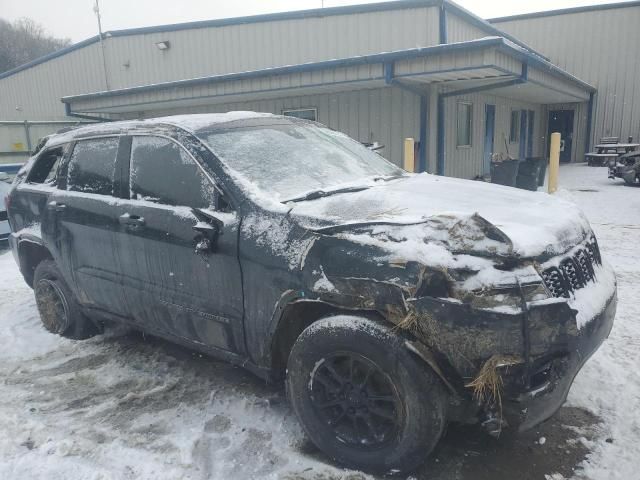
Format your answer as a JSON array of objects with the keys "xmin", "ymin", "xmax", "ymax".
[
  {"xmin": 286, "ymin": 315, "xmax": 447, "ymax": 474},
  {"xmin": 33, "ymin": 259, "xmax": 99, "ymax": 339}
]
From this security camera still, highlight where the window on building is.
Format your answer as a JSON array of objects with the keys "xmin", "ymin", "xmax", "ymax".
[
  {"xmin": 456, "ymin": 102, "xmax": 472, "ymax": 147},
  {"xmin": 129, "ymin": 136, "xmax": 215, "ymax": 209},
  {"xmin": 28, "ymin": 146, "xmax": 65, "ymax": 185},
  {"xmin": 510, "ymin": 110, "xmax": 521, "ymax": 143},
  {"xmin": 67, "ymin": 138, "xmax": 119, "ymax": 195},
  {"xmin": 282, "ymin": 108, "xmax": 317, "ymax": 121}
]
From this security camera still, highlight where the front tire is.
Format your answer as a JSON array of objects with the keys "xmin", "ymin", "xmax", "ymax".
[
  {"xmin": 33, "ymin": 259, "xmax": 99, "ymax": 339},
  {"xmin": 286, "ymin": 315, "xmax": 447, "ymax": 474}
]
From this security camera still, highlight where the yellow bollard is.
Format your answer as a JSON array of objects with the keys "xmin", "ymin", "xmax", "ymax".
[
  {"xmin": 548, "ymin": 132, "xmax": 561, "ymax": 194},
  {"xmin": 403, "ymin": 138, "xmax": 415, "ymax": 173}
]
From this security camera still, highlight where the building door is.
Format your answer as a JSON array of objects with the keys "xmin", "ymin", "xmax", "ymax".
[
  {"xmin": 483, "ymin": 104, "xmax": 496, "ymax": 176},
  {"xmin": 548, "ymin": 110, "xmax": 575, "ymax": 163}
]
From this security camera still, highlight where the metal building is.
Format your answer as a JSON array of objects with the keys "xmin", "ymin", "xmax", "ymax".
[
  {"xmin": 0, "ymin": 0, "xmax": 598, "ymax": 178},
  {"xmin": 490, "ymin": 1, "xmax": 640, "ymax": 163}
]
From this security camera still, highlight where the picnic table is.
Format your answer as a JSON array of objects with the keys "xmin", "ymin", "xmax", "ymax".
[
  {"xmin": 594, "ymin": 143, "xmax": 640, "ymax": 152},
  {"xmin": 586, "ymin": 142, "xmax": 640, "ymax": 166}
]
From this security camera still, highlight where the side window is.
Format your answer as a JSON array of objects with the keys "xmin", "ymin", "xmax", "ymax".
[
  {"xmin": 129, "ymin": 136, "xmax": 215, "ymax": 208},
  {"xmin": 27, "ymin": 146, "xmax": 65, "ymax": 184},
  {"xmin": 456, "ymin": 102, "xmax": 472, "ymax": 147},
  {"xmin": 67, "ymin": 137, "xmax": 119, "ymax": 195},
  {"xmin": 510, "ymin": 110, "xmax": 521, "ymax": 143}
]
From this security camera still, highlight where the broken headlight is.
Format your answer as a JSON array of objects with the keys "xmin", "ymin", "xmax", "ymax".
[{"xmin": 463, "ymin": 282, "xmax": 550, "ymax": 312}]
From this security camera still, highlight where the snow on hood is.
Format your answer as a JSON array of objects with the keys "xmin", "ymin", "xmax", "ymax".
[{"xmin": 290, "ymin": 173, "xmax": 592, "ymax": 259}]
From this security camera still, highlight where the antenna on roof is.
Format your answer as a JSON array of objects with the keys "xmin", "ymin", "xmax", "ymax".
[{"xmin": 93, "ymin": 0, "xmax": 111, "ymax": 91}]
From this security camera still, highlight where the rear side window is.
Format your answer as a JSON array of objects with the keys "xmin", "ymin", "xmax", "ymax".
[
  {"xmin": 129, "ymin": 136, "xmax": 215, "ymax": 208},
  {"xmin": 27, "ymin": 146, "xmax": 65, "ymax": 184},
  {"xmin": 67, "ymin": 137, "xmax": 119, "ymax": 195}
]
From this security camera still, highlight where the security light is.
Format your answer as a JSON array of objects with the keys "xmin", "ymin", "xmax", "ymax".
[{"xmin": 155, "ymin": 41, "xmax": 170, "ymax": 50}]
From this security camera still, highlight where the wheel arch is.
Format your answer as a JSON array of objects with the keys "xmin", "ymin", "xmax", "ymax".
[
  {"xmin": 17, "ymin": 239, "xmax": 53, "ymax": 287},
  {"xmin": 268, "ymin": 298, "xmax": 384, "ymax": 381}
]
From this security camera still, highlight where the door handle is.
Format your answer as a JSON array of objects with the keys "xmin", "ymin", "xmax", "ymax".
[
  {"xmin": 119, "ymin": 212, "xmax": 145, "ymax": 227},
  {"xmin": 47, "ymin": 201, "xmax": 66, "ymax": 212}
]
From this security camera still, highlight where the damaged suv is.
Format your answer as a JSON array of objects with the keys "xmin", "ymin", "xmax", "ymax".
[{"xmin": 6, "ymin": 113, "xmax": 616, "ymax": 473}]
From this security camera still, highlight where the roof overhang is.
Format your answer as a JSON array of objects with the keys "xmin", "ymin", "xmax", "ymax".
[{"xmin": 62, "ymin": 37, "xmax": 594, "ymax": 117}]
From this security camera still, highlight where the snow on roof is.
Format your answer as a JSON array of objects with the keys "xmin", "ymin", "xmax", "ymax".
[{"xmin": 47, "ymin": 112, "xmax": 277, "ymax": 145}]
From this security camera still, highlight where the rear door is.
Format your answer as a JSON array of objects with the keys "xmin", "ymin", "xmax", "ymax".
[
  {"xmin": 47, "ymin": 136, "xmax": 129, "ymax": 317},
  {"xmin": 115, "ymin": 134, "xmax": 244, "ymax": 353}
]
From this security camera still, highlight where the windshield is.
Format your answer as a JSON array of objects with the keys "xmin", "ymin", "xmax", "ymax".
[{"xmin": 200, "ymin": 122, "xmax": 403, "ymax": 201}]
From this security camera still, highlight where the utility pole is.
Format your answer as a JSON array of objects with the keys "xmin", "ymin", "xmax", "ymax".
[{"xmin": 94, "ymin": 0, "xmax": 111, "ymax": 91}]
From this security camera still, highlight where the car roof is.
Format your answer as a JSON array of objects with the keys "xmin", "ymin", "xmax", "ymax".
[{"xmin": 45, "ymin": 111, "xmax": 293, "ymax": 147}]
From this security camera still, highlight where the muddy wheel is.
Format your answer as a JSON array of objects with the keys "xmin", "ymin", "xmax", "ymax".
[
  {"xmin": 33, "ymin": 259, "xmax": 99, "ymax": 339},
  {"xmin": 286, "ymin": 315, "xmax": 447, "ymax": 474}
]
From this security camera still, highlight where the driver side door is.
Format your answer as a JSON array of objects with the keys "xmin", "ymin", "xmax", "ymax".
[{"xmin": 116, "ymin": 134, "xmax": 245, "ymax": 354}]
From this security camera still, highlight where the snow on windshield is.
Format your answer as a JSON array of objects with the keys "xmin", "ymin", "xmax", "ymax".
[{"xmin": 201, "ymin": 123, "xmax": 401, "ymax": 201}]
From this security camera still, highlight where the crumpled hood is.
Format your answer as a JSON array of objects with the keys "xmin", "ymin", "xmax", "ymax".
[{"xmin": 290, "ymin": 173, "xmax": 592, "ymax": 258}]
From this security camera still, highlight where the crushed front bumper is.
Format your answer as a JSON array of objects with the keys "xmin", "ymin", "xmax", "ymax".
[{"xmin": 502, "ymin": 288, "xmax": 617, "ymax": 431}]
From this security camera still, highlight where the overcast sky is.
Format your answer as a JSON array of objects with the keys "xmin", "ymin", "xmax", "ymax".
[{"xmin": 0, "ymin": 0, "xmax": 627, "ymax": 42}]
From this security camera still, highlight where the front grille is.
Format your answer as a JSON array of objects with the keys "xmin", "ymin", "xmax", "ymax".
[{"xmin": 540, "ymin": 236, "xmax": 601, "ymax": 298}]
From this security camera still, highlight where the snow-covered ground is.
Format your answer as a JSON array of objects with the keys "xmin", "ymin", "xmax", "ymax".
[
  {"xmin": 556, "ymin": 165, "xmax": 640, "ymax": 480},
  {"xmin": 0, "ymin": 164, "xmax": 638, "ymax": 479}
]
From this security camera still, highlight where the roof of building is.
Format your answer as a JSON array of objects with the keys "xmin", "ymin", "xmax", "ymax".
[
  {"xmin": 489, "ymin": 0, "xmax": 640, "ymax": 23},
  {"xmin": 0, "ymin": 0, "xmax": 547, "ymax": 81}
]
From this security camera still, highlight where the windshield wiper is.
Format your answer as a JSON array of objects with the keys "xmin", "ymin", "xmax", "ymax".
[
  {"xmin": 284, "ymin": 185, "xmax": 370, "ymax": 203},
  {"xmin": 372, "ymin": 174, "xmax": 406, "ymax": 182}
]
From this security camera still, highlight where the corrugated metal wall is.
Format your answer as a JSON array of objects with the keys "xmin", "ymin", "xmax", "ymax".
[
  {"xmin": 446, "ymin": 11, "xmax": 490, "ymax": 43},
  {"xmin": 442, "ymin": 92, "xmax": 543, "ymax": 178},
  {"xmin": 0, "ymin": 6, "xmax": 439, "ymax": 122},
  {"xmin": 494, "ymin": 5, "xmax": 640, "ymax": 146},
  {"xmin": 143, "ymin": 86, "xmax": 421, "ymax": 167},
  {"xmin": 102, "ymin": 7, "xmax": 440, "ymax": 89}
]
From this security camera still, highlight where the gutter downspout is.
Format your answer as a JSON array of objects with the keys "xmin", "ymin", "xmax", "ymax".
[
  {"xmin": 436, "ymin": 63, "xmax": 529, "ymax": 176},
  {"xmin": 585, "ymin": 91, "xmax": 595, "ymax": 155},
  {"xmin": 439, "ymin": 2, "xmax": 448, "ymax": 44},
  {"xmin": 384, "ymin": 62, "xmax": 429, "ymax": 172}
]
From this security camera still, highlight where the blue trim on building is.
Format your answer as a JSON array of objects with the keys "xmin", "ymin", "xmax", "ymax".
[
  {"xmin": 585, "ymin": 91, "xmax": 595, "ymax": 153},
  {"xmin": 489, "ymin": 1, "xmax": 640, "ymax": 23},
  {"xmin": 436, "ymin": 95, "xmax": 445, "ymax": 176},
  {"xmin": 419, "ymin": 95, "xmax": 429, "ymax": 172},
  {"xmin": 439, "ymin": 4, "xmax": 448, "ymax": 44}
]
